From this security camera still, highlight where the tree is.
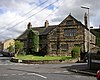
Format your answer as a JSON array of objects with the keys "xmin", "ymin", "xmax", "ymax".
[
  {"xmin": 7, "ymin": 44, "xmax": 15, "ymax": 52},
  {"xmin": 15, "ymin": 40, "xmax": 24, "ymax": 55}
]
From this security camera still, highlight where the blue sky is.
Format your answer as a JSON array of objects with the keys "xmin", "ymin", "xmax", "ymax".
[
  {"xmin": 0, "ymin": 9, "xmax": 3, "ymax": 14},
  {"xmin": 0, "ymin": 0, "xmax": 99, "ymax": 41},
  {"xmin": 0, "ymin": 7, "xmax": 6, "ymax": 15}
]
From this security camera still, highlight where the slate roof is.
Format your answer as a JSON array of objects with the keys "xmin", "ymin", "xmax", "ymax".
[
  {"xmin": 32, "ymin": 25, "xmax": 57, "ymax": 35},
  {"xmin": 18, "ymin": 14, "xmax": 95, "ymax": 39},
  {"xmin": 17, "ymin": 25, "xmax": 58, "ymax": 39}
]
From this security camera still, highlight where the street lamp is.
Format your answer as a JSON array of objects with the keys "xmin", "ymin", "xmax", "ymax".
[
  {"xmin": 81, "ymin": 6, "xmax": 90, "ymax": 53},
  {"xmin": 81, "ymin": 6, "xmax": 91, "ymax": 69}
]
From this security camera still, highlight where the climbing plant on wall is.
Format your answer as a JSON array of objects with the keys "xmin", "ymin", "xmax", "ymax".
[{"xmin": 27, "ymin": 29, "xmax": 39, "ymax": 55}]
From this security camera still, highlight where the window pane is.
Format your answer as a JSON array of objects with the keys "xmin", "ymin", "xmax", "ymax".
[{"xmin": 64, "ymin": 29, "xmax": 77, "ymax": 36}]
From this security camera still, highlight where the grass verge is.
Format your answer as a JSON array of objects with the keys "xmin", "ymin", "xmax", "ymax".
[{"xmin": 15, "ymin": 55, "xmax": 72, "ymax": 60}]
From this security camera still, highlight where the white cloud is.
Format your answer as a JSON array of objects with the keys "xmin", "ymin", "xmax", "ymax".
[{"xmin": 0, "ymin": 0, "xmax": 99, "ymax": 41}]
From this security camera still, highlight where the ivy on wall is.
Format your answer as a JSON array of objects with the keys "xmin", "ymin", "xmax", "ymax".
[
  {"xmin": 27, "ymin": 29, "xmax": 39, "ymax": 55},
  {"xmin": 97, "ymin": 38, "xmax": 100, "ymax": 46}
]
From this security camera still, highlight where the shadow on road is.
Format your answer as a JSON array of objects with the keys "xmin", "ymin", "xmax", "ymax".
[{"xmin": 60, "ymin": 63, "xmax": 97, "ymax": 74}]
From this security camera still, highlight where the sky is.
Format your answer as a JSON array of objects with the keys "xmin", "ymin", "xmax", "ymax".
[{"xmin": 0, "ymin": 0, "xmax": 99, "ymax": 41}]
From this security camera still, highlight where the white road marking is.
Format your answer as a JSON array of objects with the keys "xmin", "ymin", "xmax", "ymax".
[
  {"xmin": 18, "ymin": 73, "xmax": 25, "ymax": 76},
  {"xmin": 11, "ymin": 74, "xmax": 16, "ymax": 76},
  {"xmin": 3, "ymin": 74, "xmax": 8, "ymax": 76},
  {"xmin": 54, "ymin": 71, "xmax": 61, "ymax": 73},
  {"xmin": 27, "ymin": 73, "xmax": 47, "ymax": 79},
  {"xmin": 74, "ymin": 75, "xmax": 83, "ymax": 78},
  {"xmin": 63, "ymin": 71, "xmax": 69, "ymax": 72},
  {"xmin": 54, "ymin": 70, "xmax": 69, "ymax": 73}
]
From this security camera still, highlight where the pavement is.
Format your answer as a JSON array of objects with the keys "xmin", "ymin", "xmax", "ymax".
[{"xmin": 66, "ymin": 63, "xmax": 97, "ymax": 76}]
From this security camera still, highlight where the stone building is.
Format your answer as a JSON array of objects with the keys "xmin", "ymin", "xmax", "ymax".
[
  {"xmin": 18, "ymin": 14, "xmax": 96, "ymax": 56},
  {"xmin": 0, "ymin": 39, "xmax": 15, "ymax": 52}
]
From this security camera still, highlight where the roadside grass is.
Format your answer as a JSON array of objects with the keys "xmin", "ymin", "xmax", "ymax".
[{"xmin": 15, "ymin": 55, "xmax": 72, "ymax": 60}]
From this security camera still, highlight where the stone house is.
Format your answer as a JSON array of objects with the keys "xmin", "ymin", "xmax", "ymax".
[
  {"xmin": 17, "ymin": 14, "xmax": 96, "ymax": 57},
  {"xmin": 0, "ymin": 39, "xmax": 15, "ymax": 52}
]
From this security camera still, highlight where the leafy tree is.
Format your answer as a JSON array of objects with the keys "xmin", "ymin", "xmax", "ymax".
[
  {"xmin": 7, "ymin": 44, "xmax": 15, "ymax": 52},
  {"xmin": 15, "ymin": 40, "xmax": 24, "ymax": 56}
]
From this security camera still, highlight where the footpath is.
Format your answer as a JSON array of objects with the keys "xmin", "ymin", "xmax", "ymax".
[{"xmin": 67, "ymin": 63, "xmax": 97, "ymax": 76}]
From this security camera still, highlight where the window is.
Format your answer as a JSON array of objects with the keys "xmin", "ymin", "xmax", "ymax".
[
  {"xmin": 64, "ymin": 29, "xmax": 77, "ymax": 36},
  {"xmin": 51, "ymin": 31, "xmax": 57, "ymax": 38},
  {"xmin": 61, "ymin": 44, "xmax": 68, "ymax": 51},
  {"xmin": 29, "ymin": 39, "xmax": 32, "ymax": 43},
  {"xmin": 74, "ymin": 44, "xmax": 81, "ymax": 47},
  {"xmin": 66, "ymin": 20, "xmax": 73, "ymax": 25},
  {"xmin": 51, "ymin": 44, "xmax": 57, "ymax": 50}
]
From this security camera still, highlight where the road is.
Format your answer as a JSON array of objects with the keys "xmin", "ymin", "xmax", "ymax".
[{"xmin": 0, "ymin": 56, "xmax": 96, "ymax": 80}]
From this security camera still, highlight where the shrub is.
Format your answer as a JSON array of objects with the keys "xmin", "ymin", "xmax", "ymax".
[
  {"xmin": 71, "ymin": 47, "xmax": 80, "ymax": 58},
  {"xmin": 17, "ymin": 51, "xmax": 26, "ymax": 56}
]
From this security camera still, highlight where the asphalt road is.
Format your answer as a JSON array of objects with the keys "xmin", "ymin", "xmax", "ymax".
[{"xmin": 0, "ymin": 56, "xmax": 96, "ymax": 80}]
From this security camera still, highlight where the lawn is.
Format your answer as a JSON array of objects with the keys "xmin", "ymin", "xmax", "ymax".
[{"xmin": 15, "ymin": 55, "xmax": 72, "ymax": 60}]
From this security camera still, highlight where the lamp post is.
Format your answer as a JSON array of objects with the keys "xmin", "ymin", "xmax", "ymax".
[{"xmin": 81, "ymin": 6, "xmax": 91, "ymax": 69}]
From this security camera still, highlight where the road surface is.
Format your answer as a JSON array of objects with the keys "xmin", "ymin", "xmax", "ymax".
[{"xmin": 0, "ymin": 56, "xmax": 96, "ymax": 80}]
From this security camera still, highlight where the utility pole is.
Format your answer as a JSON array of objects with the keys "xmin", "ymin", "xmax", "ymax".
[{"xmin": 81, "ymin": 6, "xmax": 91, "ymax": 69}]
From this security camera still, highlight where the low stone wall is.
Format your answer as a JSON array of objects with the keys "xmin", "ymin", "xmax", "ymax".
[
  {"xmin": 90, "ymin": 53, "xmax": 100, "ymax": 70},
  {"xmin": 11, "ymin": 58, "xmax": 78, "ymax": 64}
]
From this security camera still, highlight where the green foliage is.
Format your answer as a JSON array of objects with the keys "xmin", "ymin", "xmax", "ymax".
[
  {"xmin": 15, "ymin": 40, "xmax": 24, "ymax": 54},
  {"xmin": 96, "ymin": 38, "xmax": 100, "ymax": 46},
  {"xmin": 27, "ymin": 29, "xmax": 39, "ymax": 55},
  {"xmin": 7, "ymin": 45, "xmax": 15, "ymax": 52},
  {"xmin": 17, "ymin": 52, "xmax": 26, "ymax": 56},
  {"xmin": 16, "ymin": 55, "xmax": 72, "ymax": 60},
  {"xmin": 71, "ymin": 47, "xmax": 80, "ymax": 58}
]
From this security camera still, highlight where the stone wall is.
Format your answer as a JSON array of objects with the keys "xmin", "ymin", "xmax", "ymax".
[{"xmin": 89, "ymin": 53, "xmax": 100, "ymax": 70}]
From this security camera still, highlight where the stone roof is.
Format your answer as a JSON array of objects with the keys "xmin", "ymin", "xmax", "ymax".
[
  {"xmin": 33, "ymin": 25, "xmax": 57, "ymax": 35},
  {"xmin": 17, "ymin": 25, "xmax": 57, "ymax": 40},
  {"xmin": 18, "ymin": 14, "xmax": 95, "ymax": 39}
]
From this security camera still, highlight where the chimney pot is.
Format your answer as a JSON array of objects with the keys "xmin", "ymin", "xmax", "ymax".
[
  {"xmin": 27, "ymin": 22, "xmax": 32, "ymax": 29},
  {"xmin": 45, "ymin": 20, "xmax": 49, "ymax": 28}
]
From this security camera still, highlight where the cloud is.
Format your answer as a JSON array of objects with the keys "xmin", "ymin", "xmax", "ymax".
[{"xmin": 0, "ymin": 0, "xmax": 99, "ymax": 41}]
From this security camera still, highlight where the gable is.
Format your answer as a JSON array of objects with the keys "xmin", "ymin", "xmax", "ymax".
[{"xmin": 59, "ymin": 14, "xmax": 82, "ymax": 26}]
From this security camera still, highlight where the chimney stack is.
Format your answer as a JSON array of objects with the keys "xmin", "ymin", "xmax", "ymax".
[
  {"xmin": 84, "ymin": 13, "xmax": 88, "ymax": 28},
  {"xmin": 44, "ymin": 20, "xmax": 49, "ymax": 28},
  {"xmin": 27, "ymin": 22, "xmax": 32, "ymax": 29}
]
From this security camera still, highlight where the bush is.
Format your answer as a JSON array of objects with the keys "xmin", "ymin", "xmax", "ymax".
[
  {"xmin": 17, "ymin": 52, "xmax": 26, "ymax": 56},
  {"xmin": 71, "ymin": 47, "xmax": 80, "ymax": 58}
]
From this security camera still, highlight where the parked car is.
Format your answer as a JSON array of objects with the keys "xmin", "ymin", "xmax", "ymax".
[
  {"xmin": 0, "ymin": 53, "xmax": 3, "ymax": 57},
  {"xmin": 96, "ymin": 70, "xmax": 100, "ymax": 80},
  {"xmin": 1, "ymin": 51, "xmax": 15, "ymax": 57}
]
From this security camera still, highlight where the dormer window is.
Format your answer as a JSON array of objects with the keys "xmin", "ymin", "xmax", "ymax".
[{"xmin": 66, "ymin": 20, "xmax": 73, "ymax": 25}]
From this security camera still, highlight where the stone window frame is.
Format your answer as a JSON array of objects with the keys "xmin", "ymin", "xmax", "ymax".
[
  {"xmin": 60, "ymin": 44, "xmax": 68, "ymax": 51},
  {"xmin": 64, "ymin": 28, "xmax": 77, "ymax": 37},
  {"xmin": 51, "ymin": 44, "xmax": 57, "ymax": 50},
  {"xmin": 66, "ymin": 20, "xmax": 73, "ymax": 25}
]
